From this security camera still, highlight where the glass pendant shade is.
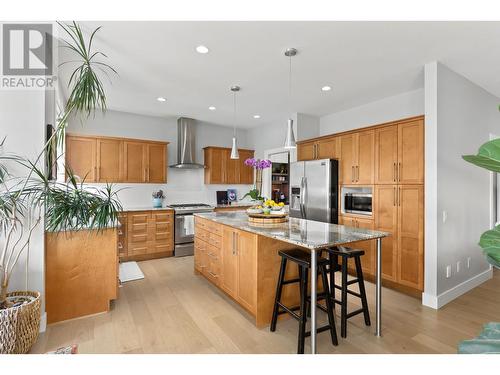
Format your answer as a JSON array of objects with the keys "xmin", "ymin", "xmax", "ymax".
[
  {"xmin": 283, "ymin": 118, "xmax": 296, "ymax": 149},
  {"xmin": 230, "ymin": 136, "xmax": 239, "ymax": 159}
]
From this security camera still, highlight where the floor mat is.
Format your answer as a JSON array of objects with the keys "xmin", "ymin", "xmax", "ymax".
[{"xmin": 119, "ymin": 261, "xmax": 145, "ymax": 283}]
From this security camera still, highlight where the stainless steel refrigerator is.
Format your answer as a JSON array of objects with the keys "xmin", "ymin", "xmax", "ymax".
[{"xmin": 289, "ymin": 159, "xmax": 339, "ymax": 223}]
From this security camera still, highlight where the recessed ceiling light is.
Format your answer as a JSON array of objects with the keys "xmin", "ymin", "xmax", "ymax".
[
  {"xmin": 208, "ymin": 106, "xmax": 216, "ymax": 111},
  {"xmin": 157, "ymin": 97, "xmax": 166, "ymax": 102},
  {"xmin": 196, "ymin": 45, "xmax": 209, "ymax": 54},
  {"xmin": 321, "ymin": 86, "xmax": 332, "ymax": 92},
  {"xmin": 253, "ymin": 115, "xmax": 261, "ymax": 119}
]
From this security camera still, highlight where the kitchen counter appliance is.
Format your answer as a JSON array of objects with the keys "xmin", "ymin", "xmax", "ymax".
[
  {"xmin": 168, "ymin": 203, "xmax": 214, "ymax": 256},
  {"xmin": 289, "ymin": 159, "xmax": 339, "ymax": 224}
]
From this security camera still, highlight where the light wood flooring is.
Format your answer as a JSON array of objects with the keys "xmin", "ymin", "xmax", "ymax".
[{"xmin": 31, "ymin": 256, "xmax": 500, "ymax": 354}]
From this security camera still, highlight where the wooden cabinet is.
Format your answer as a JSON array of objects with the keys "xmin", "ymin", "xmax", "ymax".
[
  {"xmin": 340, "ymin": 131, "xmax": 374, "ymax": 184},
  {"xmin": 119, "ymin": 209, "xmax": 174, "ymax": 261},
  {"xmin": 221, "ymin": 226, "xmax": 239, "ymax": 298},
  {"xmin": 65, "ymin": 135, "xmax": 97, "ymax": 181},
  {"xmin": 338, "ymin": 216, "xmax": 375, "ymax": 276},
  {"xmin": 397, "ymin": 185, "xmax": 424, "ymax": 290},
  {"xmin": 195, "ymin": 217, "xmax": 223, "ymax": 287},
  {"xmin": 236, "ymin": 230, "xmax": 258, "ymax": 314},
  {"xmin": 297, "ymin": 137, "xmax": 340, "ymax": 161},
  {"xmin": 375, "ymin": 119, "xmax": 424, "ymax": 185},
  {"xmin": 204, "ymin": 147, "xmax": 255, "ymax": 184},
  {"xmin": 398, "ymin": 119, "xmax": 424, "ymax": 184},
  {"xmin": 96, "ymin": 138, "xmax": 122, "ymax": 182},
  {"xmin": 239, "ymin": 150, "xmax": 255, "ymax": 184},
  {"xmin": 146, "ymin": 143, "xmax": 167, "ymax": 183},
  {"xmin": 66, "ymin": 134, "xmax": 168, "ymax": 184},
  {"xmin": 374, "ymin": 184, "xmax": 424, "ymax": 289}
]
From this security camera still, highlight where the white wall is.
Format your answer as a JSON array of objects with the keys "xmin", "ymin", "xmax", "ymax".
[
  {"xmin": 433, "ymin": 63, "xmax": 496, "ymax": 302},
  {"xmin": 320, "ymin": 89, "xmax": 424, "ymax": 135},
  {"xmin": 67, "ymin": 110, "xmax": 253, "ymax": 207},
  {"xmin": 0, "ymin": 90, "xmax": 47, "ymax": 329}
]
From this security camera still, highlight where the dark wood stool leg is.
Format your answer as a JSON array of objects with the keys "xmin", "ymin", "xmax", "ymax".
[
  {"xmin": 354, "ymin": 255, "xmax": 371, "ymax": 326},
  {"xmin": 320, "ymin": 264, "xmax": 338, "ymax": 346},
  {"xmin": 297, "ymin": 266, "xmax": 308, "ymax": 354},
  {"xmin": 270, "ymin": 257, "xmax": 287, "ymax": 332},
  {"xmin": 340, "ymin": 255, "xmax": 348, "ymax": 338}
]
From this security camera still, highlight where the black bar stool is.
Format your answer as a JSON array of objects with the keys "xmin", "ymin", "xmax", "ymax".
[
  {"xmin": 270, "ymin": 248, "xmax": 338, "ymax": 354},
  {"xmin": 324, "ymin": 246, "xmax": 371, "ymax": 338}
]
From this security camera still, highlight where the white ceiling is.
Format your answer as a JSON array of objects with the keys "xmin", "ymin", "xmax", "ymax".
[{"xmin": 57, "ymin": 21, "xmax": 500, "ymax": 129}]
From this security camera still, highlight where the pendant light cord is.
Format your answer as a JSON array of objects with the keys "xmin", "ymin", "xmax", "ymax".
[
  {"xmin": 289, "ymin": 54, "xmax": 292, "ymax": 116},
  {"xmin": 233, "ymin": 90, "xmax": 237, "ymax": 137}
]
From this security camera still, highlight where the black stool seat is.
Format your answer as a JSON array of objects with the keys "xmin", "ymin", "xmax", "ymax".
[
  {"xmin": 278, "ymin": 249, "xmax": 329, "ymax": 267},
  {"xmin": 271, "ymin": 248, "xmax": 338, "ymax": 354},
  {"xmin": 324, "ymin": 246, "xmax": 371, "ymax": 338}
]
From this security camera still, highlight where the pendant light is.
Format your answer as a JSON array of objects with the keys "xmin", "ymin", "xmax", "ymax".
[
  {"xmin": 283, "ymin": 47, "xmax": 297, "ymax": 149},
  {"xmin": 230, "ymin": 85, "xmax": 240, "ymax": 159}
]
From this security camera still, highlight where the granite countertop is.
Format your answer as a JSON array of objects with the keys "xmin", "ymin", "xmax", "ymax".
[
  {"xmin": 194, "ymin": 212, "xmax": 389, "ymax": 250},
  {"xmin": 121, "ymin": 206, "xmax": 174, "ymax": 212}
]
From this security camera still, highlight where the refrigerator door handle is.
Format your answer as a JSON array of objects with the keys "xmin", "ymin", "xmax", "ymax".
[
  {"xmin": 300, "ymin": 177, "xmax": 305, "ymax": 217},
  {"xmin": 302, "ymin": 177, "xmax": 308, "ymax": 219}
]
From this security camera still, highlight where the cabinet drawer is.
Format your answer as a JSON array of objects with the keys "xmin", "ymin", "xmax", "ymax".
[
  {"xmin": 206, "ymin": 257, "xmax": 220, "ymax": 286},
  {"xmin": 153, "ymin": 212, "xmax": 173, "ymax": 223},
  {"xmin": 195, "ymin": 227, "xmax": 210, "ymax": 242},
  {"xmin": 128, "ymin": 243, "xmax": 148, "ymax": 256},
  {"xmin": 206, "ymin": 243, "xmax": 221, "ymax": 261},
  {"xmin": 129, "ymin": 233, "xmax": 148, "ymax": 243},
  {"xmin": 149, "ymin": 242, "xmax": 173, "ymax": 254},
  {"xmin": 206, "ymin": 221, "xmax": 222, "ymax": 236},
  {"xmin": 208, "ymin": 232, "xmax": 222, "ymax": 248}
]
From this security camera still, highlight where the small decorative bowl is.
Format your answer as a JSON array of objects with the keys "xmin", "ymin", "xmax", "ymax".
[
  {"xmin": 262, "ymin": 207, "xmax": 271, "ymax": 215},
  {"xmin": 271, "ymin": 205, "xmax": 282, "ymax": 211},
  {"xmin": 246, "ymin": 208, "xmax": 263, "ymax": 214}
]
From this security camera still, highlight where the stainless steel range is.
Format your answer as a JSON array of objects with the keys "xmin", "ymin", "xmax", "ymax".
[{"xmin": 168, "ymin": 203, "xmax": 214, "ymax": 257}]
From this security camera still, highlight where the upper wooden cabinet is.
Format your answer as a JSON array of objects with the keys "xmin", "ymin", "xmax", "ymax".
[
  {"xmin": 204, "ymin": 147, "xmax": 255, "ymax": 184},
  {"xmin": 297, "ymin": 136, "xmax": 340, "ymax": 161},
  {"xmin": 375, "ymin": 119, "xmax": 424, "ymax": 184},
  {"xmin": 66, "ymin": 135, "xmax": 97, "ymax": 181},
  {"xmin": 66, "ymin": 134, "xmax": 168, "ymax": 183},
  {"xmin": 340, "ymin": 130, "xmax": 374, "ymax": 184}
]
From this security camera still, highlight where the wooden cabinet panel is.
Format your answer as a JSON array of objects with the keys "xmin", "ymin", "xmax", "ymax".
[
  {"xmin": 147, "ymin": 143, "xmax": 167, "ymax": 183},
  {"xmin": 96, "ymin": 138, "xmax": 122, "ymax": 182},
  {"xmin": 375, "ymin": 125, "xmax": 398, "ymax": 184},
  {"xmin": 224, "ymin": 149, "xmax": 240, "ymax": 184},
  {"xmin": 375, "ymin": 185, "xmax": 398, "ymax": 281},
  {"xmin": 194, "ymin": 238, "xmax": 207, "ymax": 272},
  {"xmin": 397, "ymin": 185, "xmax": 424, "ymax": 290},
  {"xmin": 237, "ymin": 230, "xmax": 257, "ymax": 314},
  {"xmin": 297, "ymin": 141, "xmax": 315, "ymax": 161},
  {"xmin": 239, "ymin": 150, "xmax": 255, "ymax": 184},
  {"xmin": 204, "ymin": 148, "xmax": 225, "ymax": 184},
  {"xmin": 356, "ymin": 130, "xmax": 375, "ymax": 184},
  {"xmin": 204, "ymin": 147, "xmax": 255, "ymax": 184},
  {"xmin": 355, "ymin": 217, "xmax": 375, "ymax": 276},
  {"xmin": 66, "ymin": 136, "xmax": 97, "ymax": 182},
  {"xmin": 221, "ymin": 226, "xmax": 239, "ymax": 299},
  {"xmin": 124, "ymin": 141, "xmax": 147, "ymax": 182},
  {"xmin": 340, "ymin": 134, "xmax": 356, "ymax": 184},
  {"xmin": 398, "ymin": 119, "xmax": 424, "ymax": 184},
  {"xmin": 317, "ymin": 137, "xmax": 340, "ymax": 160}
]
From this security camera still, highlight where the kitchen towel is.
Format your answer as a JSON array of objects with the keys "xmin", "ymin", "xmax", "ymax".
[{"xmin": 183, "ymin": 215, "xmax": 195, "ymax": 236}]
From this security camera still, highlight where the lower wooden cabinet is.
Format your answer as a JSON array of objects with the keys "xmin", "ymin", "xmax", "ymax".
[
  {"xmin": 118, "ymin": 209, "xmax": 174, "ymax": 261},
  {"xmin": 374, "ymin": 184, "xmax": 424, "ymax": 291},
  {"xmin": 338, "ymin": 216, "xmax": 375, "ymax": 276}
]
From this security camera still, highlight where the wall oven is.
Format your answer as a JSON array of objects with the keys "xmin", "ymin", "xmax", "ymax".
[{"xmin": 341, "ymin": 187, "xmax": 372, "ymax": 216}]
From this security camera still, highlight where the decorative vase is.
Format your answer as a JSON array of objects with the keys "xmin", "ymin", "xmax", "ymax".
[
  {"xmin": 152, "ymin": 198, "xmax": 163, "ymax": 208},
  {"xmin": 0, "ymin": 291, "xmax": 41, "ymax": 354}
]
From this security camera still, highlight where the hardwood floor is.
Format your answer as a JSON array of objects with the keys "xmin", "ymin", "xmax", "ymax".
[{"xmin": 31, "ymin": 256, "xmax": 499, "ymax": 354}]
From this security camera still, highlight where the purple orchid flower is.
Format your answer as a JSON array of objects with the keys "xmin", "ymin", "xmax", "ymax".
[{"xmin": 244, "ymin": 158, "xmax": 272, "ymax": 170}]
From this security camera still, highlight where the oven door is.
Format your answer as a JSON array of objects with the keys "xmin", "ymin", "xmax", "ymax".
[
  {"xmin": 175, "ymin": 213, "xmax": 195, "ymax": 244},
  {"xmin": 345, "ymin": 194, "xmax": 372, "ymax": 215}
]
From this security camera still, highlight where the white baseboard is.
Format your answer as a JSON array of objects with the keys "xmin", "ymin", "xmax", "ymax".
[
  {"xmin": 422, "ymin": 267, "xmax": 493, "ymax": 309},
  {"xmin": 40, "ymin": 312, "xmax": 47, "ymax": 333}
]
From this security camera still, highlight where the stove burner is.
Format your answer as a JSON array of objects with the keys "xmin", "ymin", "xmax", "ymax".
[{"xmin": 168, "ymin": 203, "xmax": 212, "ymax": 208}]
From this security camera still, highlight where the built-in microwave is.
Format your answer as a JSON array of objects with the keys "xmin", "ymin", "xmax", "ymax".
[{"xmin": 342, "ymin": 187, "xmax": 372, "ymax": 216}]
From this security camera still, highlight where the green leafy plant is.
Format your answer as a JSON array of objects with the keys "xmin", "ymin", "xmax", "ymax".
[
  {"xmin": 0, "ymin": 22, "xmax": 119, "ymax": 309},
  {"xmin": 241, "ymin": 188, "xmax": 264, "ymax": 202},
  {"xmin": 463, "ymin": 138, "xmax": 500, "ymax": 267}
]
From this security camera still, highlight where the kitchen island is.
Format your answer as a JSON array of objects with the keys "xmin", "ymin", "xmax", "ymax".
[{"xmin": 194, "ymin": 211, "xmax": 389, "ymax": 354}]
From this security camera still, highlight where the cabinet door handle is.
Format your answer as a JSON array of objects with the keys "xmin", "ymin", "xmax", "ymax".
[
  {"xmin": 398, "ymin": 187, "xmax": 401, "ymax": 206},
  {"xmin": 356, "ymin": 166, "xmax": 359, "ymax": 182},
  {"xmin": 393, "ymin": 162, "xmax": 396, "ymax": 182},
  {"xmin": 351, "ymin": 166, "xmax": 354, "ymax": 182},
  {"xmin": 393, "ymin": 187, "xmax": 396, "ymax": 207},
  {"xmin": 208, "ymin": 271, "xmax": 218, "ymax": 278},
  {"xmin": 398, "ymin": 162, "xmax": 401, "ymax": 182}
]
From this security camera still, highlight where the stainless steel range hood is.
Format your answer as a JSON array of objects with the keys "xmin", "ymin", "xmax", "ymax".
[{"xmin": 169, "ymin": 117, "xmax": 205, "ymax": 169}]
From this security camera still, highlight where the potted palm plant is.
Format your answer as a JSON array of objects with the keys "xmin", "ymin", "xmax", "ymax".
[{"xmin": 0, "ymin": 22, "xmax": 120, "ymax": 354}]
